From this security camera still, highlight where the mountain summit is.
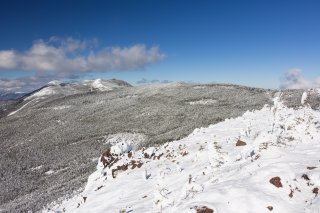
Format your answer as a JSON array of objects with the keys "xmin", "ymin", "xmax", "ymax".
[{"xmin": 24, "ymin": 78, "xmax": 132, "ymax": 100}]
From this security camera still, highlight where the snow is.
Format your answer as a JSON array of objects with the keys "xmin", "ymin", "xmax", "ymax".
[
  {"xmin": 25, "ymin": 87, "xmax": 57, "ymax": 100},
  {"xmin": 47, "ymin": 80, "xmax": 63, "ymax": 86},
  {"xmin": 45, "ymin": 167, "xmax": 69, "ymax": 176},
  {"xmin": 83, "ymin": 78, "xmax": 122, "ymax": 91},
  {"xmin": 45, "ymin": 170, "xmax": 55, "ymax": 175},
  {"xmin": 7, "ymin": 100, "xmax": 35, "ymax": 116},
  {"xmin": 53, "ymin": 105, "xmax": 71, "ymax": 110},
  {"xmin": 301, "ymin": 91, "xmax": 308, "ymax": 105},
  {"xmin": 30, "ymin": 165, "xmax": 43, "ymax": 171},
  {"xmin": 193, "ymin": 86, "xmax": 206, "ymax": 89},
  {"xmin": 45, "ymin": 97, "xmax": 320, "ymax": 213},
  {"xmin": 99, "ymin": 133, "xmax": 146, "ymax": 150},
  {"xmin": 91, "ymin": 79, "xmax": 112, "ymax": 91},
  {"xmin": 188, "ymin": 99, "xmax": 217, "ymax": 105},
  {"xmin": 110, "ymin": 142, "xmax": 133, "ymax": 156},
  {"xmin": 25, "ymin": 79, "xmax": 124, "ymax": 101}
]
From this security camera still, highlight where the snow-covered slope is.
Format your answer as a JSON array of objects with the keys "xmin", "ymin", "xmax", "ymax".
[
  {"xmin": 25, "ymin": 79, "xmax": 132, "ymax": 100},
  {"xmin": 82, "ymin": 78, "xmax": 132, "ymax": 92},
  {"xmin": 46, "ymin": 97, "xmax": 320, "ymax": 213}
]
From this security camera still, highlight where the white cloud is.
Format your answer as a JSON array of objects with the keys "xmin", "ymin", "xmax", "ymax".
[
  {"xmin": 0, "ymin": 50, "xmax": 17, "ymax": 69},
  {"xmin": 0, "ymin": 79, "xmax": 25, "ymax": 91},
  {"xmin": 0, "ymin": 37, "xmax": 165, "ymax": 74},
  {"xmin": 0, "ymin": 37, "xmax": 165, "ymax": 92},
  {"xmin": 88, "ymin": 45, "xmax": 164, "ymax": 71},
  {"xmin": 280, "ymin": 68, "xmax": 320, "ymax": 89},
  {"xmin": 0, "ymin": 76, "xmax": 54, "ymax": 92}
]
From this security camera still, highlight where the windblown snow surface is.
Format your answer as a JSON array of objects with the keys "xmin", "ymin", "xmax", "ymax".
[{"xmin": 46, "ymin": 97, "xmax": 320, "ymax": 213}]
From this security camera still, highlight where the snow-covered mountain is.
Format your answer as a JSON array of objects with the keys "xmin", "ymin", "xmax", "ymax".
[
  {"xmin": 24, "ymin": 78, "xmax": 132, "ymax": 100},
  {"xmin": 82, "ymin": 78, "xmax": 132, "ymax": 92},
  {"xmin": 46, "ymin": 96, "xmax": 320, "ymax": 213},
  {"xmin": 1, "ymin": 78, "xmax": 132, "ymax": 116}
]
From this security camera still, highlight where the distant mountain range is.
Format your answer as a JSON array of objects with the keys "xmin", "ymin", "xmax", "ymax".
[
  {"xmin": 0, "ymin": 78, "xmax": 132, "ymax": 115},
  {"xmin": 0, "ymin": 78, "xmax": 132, "ymax": 101},
  {"xmin": 23, "ymin": 78, "xmax": 132, "ymax": 101},
  {"xmin": 0, "ymin": 91, "xmax": 26, "ymax": 100}
]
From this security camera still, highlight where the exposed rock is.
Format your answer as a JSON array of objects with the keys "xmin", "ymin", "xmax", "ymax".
[
  {"xmin": 269, "ymin": 177, "xmax": 283, "ymax": 188},
  {"xmin": 129, "ymin": 160, "xmax": 143, "ymax": 169},
  {"xmin": 307, "ymin": 166, "xmax": 317, "ymax": 170},
  {"xmin": 301, "ymin": 174, "xmax": 310, "ymax": 181},
  {"xmin": 144, "ymin": 153, "xmax": 150, "ymax": 158},
  {"xmin": 111, "ymin": 164, "xmax": 128, "ymax": 178},
  {"xmin": 157, "ymin": 153, "xmax": 163, "ymax": 160},
  {"xmin": 192, "ymin": 206, "xmax": 214, "ymax": 213},
  {"xmin": 95, "ymin": 186, "xmax": 103, "ymax": 191},
  {"xmin": 137, "ymin": 162, "xmax": 143, "ymax": 168},
  {"xmin": 236, "ymin": 140, "xmax": 247, "ymax": 146},
  {"xmin": 289, "ymin": 189, "xmax": 294, "ymax": 198},
  {"xmin": 267, "ymin": 206, "xmax": 273, "ymax": 211},
  {"xmin": 100, "ymin": 148, "xmax": 118, "ymax": 168}
]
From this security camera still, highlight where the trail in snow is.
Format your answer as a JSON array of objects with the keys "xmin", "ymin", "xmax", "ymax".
[
  {"xmin": 46, "ymin": 98, "xmax": 320, "ymax": 213},
  {"xmin": 7, "ymin": 99, "xmax": 35, "ymax": 116}
]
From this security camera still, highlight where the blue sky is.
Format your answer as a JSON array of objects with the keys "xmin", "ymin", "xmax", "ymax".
[{"xmin": 0, "ymin": 0, "xmax": 320, "ymax": 91}]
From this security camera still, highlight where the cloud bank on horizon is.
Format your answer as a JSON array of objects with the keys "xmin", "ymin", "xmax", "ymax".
[
  {"xmin": 0, "ymin": 37, "xmax": 164, "ymax": 92},
  {"xmin": 280, "ymin": 68, "xmax": 320, "ymax": 90}
]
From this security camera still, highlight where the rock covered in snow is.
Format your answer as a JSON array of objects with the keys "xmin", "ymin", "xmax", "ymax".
[
  {"xmin": 110, "ymin": 141, "xmax": 133, "ymax": 156},
  {"xmin": 301, "ymin": 91, "xmax": 308, "ymax": 105}
]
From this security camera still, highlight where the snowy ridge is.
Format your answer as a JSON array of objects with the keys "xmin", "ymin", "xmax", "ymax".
[
  {"xmin": 46, "ymin": 97, "xmax": 320, "ymax": 213},
  {"xmin": 47, "ymin": 80, "xmax": 64, "ymax": 86},
  {"xmin": 22, "ymin": 79, "xmax": 131, "ymax": 101},
  {"xmin": 7, "ymin": 99, "xmax": 36, "ymax": 116},
  {"xmin": 82, "ymin": 78, "xmax": 131, "ymax": 92},
  {"xmin": 85, "ymin": 79, "xmax": 114, "ymax": 91},
  {"xmin": 24, "ymin": 83, "xmax": 75, "ymax": 100},
  {"xmin": 27, "ymin": 86, "xmax": 57, "ymax": 98}
]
